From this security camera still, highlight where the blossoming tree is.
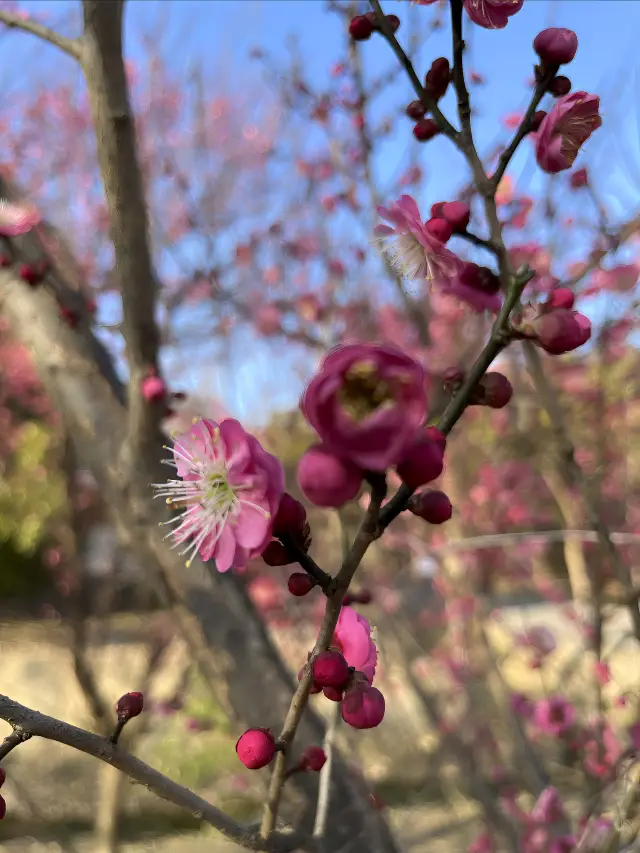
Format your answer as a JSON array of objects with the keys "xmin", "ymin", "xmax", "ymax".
[{"xmin": 0, "ymin": 1, "xmax": 638, "ymax": 852}]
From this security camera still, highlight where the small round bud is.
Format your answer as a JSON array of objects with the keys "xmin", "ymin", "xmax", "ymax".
[
  {"xmin": 273, "ymin": 493, "xmax": 307, "ymax": 537},
  {"xmin": 544, "ymin": 287, "xmax": 575, "ymax": 312},
  {"xmin": 478, "ymin": 372, "xmax": 513, "ymax": 409},
  {"xmin": 396, "ymin": 435, "xmax": 444, "ymax": 490},
  {"xmin": 235, "ymin": 728, "xmax": 276, "ymax": 769},
  {"xmin": 288, "ymin": 572, "xmax": 315, "ymax": 596},
  {"xmin": 406, "ymin": 100, "xmax": 426, "ymax": 120},
  {"xmin": 548, "ymin": 76, "xmax": 571, "ymax": 97},
  {"xmin": 530, "ymin": 110, "xmax": 547, "ymax": 132},
  {"xmin": 413, "ymin": 118, "xmax": 439, "ymax": 141},
  {"xmin": 349, "ymin": 15, "xmax": 374, "ymax": 41},
  {"xmin": 425, "ymin": 218, "xmax": 453, "ymax": 243},
  {"xmin": 298, "ymin": 666, "xmax": 322, "ymax": 694},
  {"xmin": 424, "ymin": 57, "xmax": 450, "ymax": 101},
  {"xmin": 341, "ymin": 684, "xmax": 386, "ymax": 730},
  {"xmin": 385, "ymin": 14, "xmax": 400, "ymax": 33},
  {"xmin": 570, "ymin": 167, "xmax": 589, "ymax": 189},
  {"xmin": 116, "ymin": 691, "xmax": 144, "ymax": 721},
  {"xmin": 141, "ymin": 374, "xmax": 166, "ymax": 403},
  {"xmin": 322, "ymin": 685, "xmax": 345, "ymax": 702},
  {"xmin": 439, "ymin": 201, "xmax": 471, "ymax": 233},
  {"xmin": 297, "ymin": 445, "xmax": 361, "ymax": 508},
  {"xmin": 410, "ymin": 490, "xmax": 453, "ymax": 524},
  {"xmin": 262, "ymin": 540, "xmax": 293, "ymax": 566},
  {"xmin": 313, "ymin": 650, "xmax": 351, "ymax": 689},
  {"xmin": 298, "ymin": 745, "xmax": 327, "ymax": 772},
  {"xmin": 533, "ymin": 28, "xmax": 578, "ymax": 66},
  {"xmin": 533, "ymin": 310, "xmax": 591, "ymax": 355}
]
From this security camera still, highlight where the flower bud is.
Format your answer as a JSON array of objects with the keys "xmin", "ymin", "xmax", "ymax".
[
  {"xmin": 533, "ymin": 310, "xmax": 591, "ymax": 355},
  {"xmin": 410, "ymin": 489, "xmax": 453, "ymax": 524},
  {"xmin": 116, "ymin": 691, "xmax": 144, "ymax": 722},
  {"xmin": 313, "ymin": 650, "xmax": 351, "ymax": 689},
  {"xmin": 439, "ymin": 201, "xmax": 470, "ymax": 233},
  {"xmin": 262, "ymin": 540, "xmax": 293, "ymax": 566},
  {"xmin": 235, "ymin": 728, "xmax": 276, "ymax": 769},
  {"xmin": 385, "ymin": 14, "xmax": 400, "ymax": 33},
  {"xmin": 459, "ymin": 263, "xmax": 500, "ymax": 296},
  {"xmin": 349, "ymin": 15, "xmax": 374, "ymax": 40},
  {"xmin": 425, "ymin": 57, "xmax": 450, "ymax": 101},
  {"xmin": 322, "ymin": 685, "xmax": 345, "ymax": 702},
  {"xmin": 341, "ymin": 683, "xmax": 386, "ymax": 729},
  {"xmin": 475, "ymin": 372, "xmax": 513, "ymax": 409},
  {"xmin": 544, "ymin": 287, "xmax": 575, "ymax": 312},
  {"xmin": 298, "ymin": 745, "xmax": 327, "ymax": 772},
  {"xmin": 533, "ymin": 28, "xmax": 578, "ymax": 66},
  {"xmin": 570, "ymin": 167, "xmax": 588, "ymax": 189},
  {"xmin": 425, "ymin": 217, "xmax": 453, "ymax": 243},
  {"xmin": 396, "ymin": 435, "xmax": 444, "ymax": 490},
  {"xmin": 548, "ymin": 76, "xmax": 571, "ymax": 97},
  {"xmin": 298, "ymin": 665, "xmax": 322, "ymax": 693},
  {"xmin": 530, "ymin": 110, "xmax": 547, "ymax": 132},
  {"xmin": 297, "ymin": 446, "xmax": 361, "ymax": 508},
  {"xmin": 141, "ymin": 374, "xmax": 166, "ymax": 403},
  {"xmin": 273, "ymin": 493, "xmax": 307, "ymax": 536},
  {"xmin": 288, "ymin": 572, "xmax": 316, "ymax": 596},
  {"xmin": 406, "ymin": 100, "xmax": 426, "ymax": 120},
  {"xmin": 413, "ymin": 118, "xmax": 439, "ymax": 141}
]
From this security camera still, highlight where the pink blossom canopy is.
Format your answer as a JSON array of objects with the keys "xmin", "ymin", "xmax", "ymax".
[{"xmin": 153, "ymin": 418, "xmax": 284, "ymax": 572}]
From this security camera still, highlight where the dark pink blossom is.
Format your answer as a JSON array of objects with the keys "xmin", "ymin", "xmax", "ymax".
[
  {"xmin": 333, "ymin": 605, "xmax": 378, "ymax": 684},
  {"xmin": 464, "ymin": 0, "xmax": 523, "ymax": 30},
  {"xmin": 535, "ymin": 92, "xmax": 602, "ymax": 174},
  {"xmin": 534, "ymin": 696, "xmax": 576, "ymax": 736},
  {"xmin": 301, "ymin": 342, "xmax": 427, "ymax": 471}
]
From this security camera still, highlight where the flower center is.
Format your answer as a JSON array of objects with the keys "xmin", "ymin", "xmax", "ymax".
[
  {"xmin": 338, "ymin": 360, "xmax": 393, "ymax": 421},
  {"xmin": 203, "ymin": 469, "xmax": 237, "ymax": 514}
]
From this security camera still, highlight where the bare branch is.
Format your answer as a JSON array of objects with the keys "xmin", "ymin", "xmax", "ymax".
[
  {"xmin": 0, "ymin": 10, "xmax": 82, "ymax": 59},
  {"xmin": 0, "ymin": 694, "xmax": 306, "ymax": 853}
]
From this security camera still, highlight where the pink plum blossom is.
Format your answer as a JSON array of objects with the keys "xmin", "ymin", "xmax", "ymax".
[
  {"xmin": 375, "ymin": 194, "xmax": 463, "ymax": 290},
  {"xmin": 333, "ymin": 605, "xmax": 378, "ymax": 684},
  {"xmin": 534, "ymin": 696, "xmax": 576, "ymax": 736},
  {"xmin": 0, "ymin": 199, "xmax": 40, "ymax": 236},
  {"xmin": 464, "ymin": 0, "xmax": 524, "ymax": 29},
  {"xmin": 153, "ymin": 418, "xmax": 284, "ymax": 571},
  {"xmin": 301, "ymin": 341, "xmax": 427, "ymax": 471},
  {"xmin": 530, "ymin": 786, "xmax": 566, "ymax": 823},
  {"xmin": 535, "ymin": 92, "xmax": 602, "ymax": 174}
]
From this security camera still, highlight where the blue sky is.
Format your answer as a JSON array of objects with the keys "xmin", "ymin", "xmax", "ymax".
[{"xmin": 3, "ymin": 1, "xmax": 640, "ymax": 425}]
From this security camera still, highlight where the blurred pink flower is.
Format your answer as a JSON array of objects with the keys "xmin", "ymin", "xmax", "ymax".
[
  {"xmin": 153, "ymin": 418, "xmax": 284, "ymax": 571},
  {"xmin": 534, "ymin": 696, "xmax": 576, "ymax": 736},
  {"xmin": 333, "ymin": 605, "xmax": 378, "ymax": 684},
  {"xmin": 375, "ymin": 194, "xmax": 463, "ymax": 289},
  {"xmin": 530, "ymin": 786, "xmax": 565, "ymax": 823},
  {"xmin": 0, "ymin": 199, "xmax": 40, "ymax": 236}
]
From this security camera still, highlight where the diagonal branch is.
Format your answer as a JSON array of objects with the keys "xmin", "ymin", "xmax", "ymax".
[
  {"xmin": 0, "ymin": 694, "xmax": 307, "ymax": 853},
  {"xmin": 0, "ymin": 10, "xmax": 82, "ymax": 58}
]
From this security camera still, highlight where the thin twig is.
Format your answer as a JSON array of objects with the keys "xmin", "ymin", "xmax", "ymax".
[
  {"xmin": 0, "ymin": 10, "xmax": 82, "ymax": 58},
  {"xmin": 312, "ymin": 702, "xmax": 340, "ymax": 839},
  {"xmin": 0, "ymin": 730, "xmax": 31, "ymax": 761},
  {"xmin": 280, "ymin": 533, "xmax": 332, "ymax": 591}
]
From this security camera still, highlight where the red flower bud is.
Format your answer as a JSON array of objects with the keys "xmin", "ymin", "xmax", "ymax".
[
  {"xmin": 235, "ymin": 728, "xmax": 276, "ymax": 769},
  {"xmin": 413, "ymin": 118, "xmax": 439, "ymax": 141},
  {"xmin": 141, "ymin": 374, "xmax": 167, "ymax": 403},
  {"xmin": 273, "ymin": 493, "xmax": 307, "ymax": 536},
  {"xmin": 439, "ymin": 201, "xmax": 471, "ymax": 233},
  {"xmin": 262, "ymin": 540, "xmax": 293, "ymax": 566},
  {"xmin": 425, "ymin": 57, "xmax": 450, "ymax": 101},
  {"xmin": 385, "ymin": 14, "xmax": 400, "ymax": 33},
  {"xmin": 548, "ymin": 76, "xmax": 571, "ymax": 97},
  {"xmin": 313, "ymin": 650, "xmax": 351, "ymax": 689},
  {"xmin": 406, "ymin": 100, "xmax": 426, "ymax": 120},
  {"xmin": 425, "ymin": 217, "xmax": 453, "ymax": 243},
  {"xmin": 410, "ymin": 490, "xmax": 453, "ymax": 524},
  {"xmin": 288, "ymin": 572, "xmax": 315, "ymax": 596},
  {"xmin": 396, "ymin": 435, "xmax": 444, "ymax": 490},
  {"xmin": 297, "ymin": 446, "xmax": 361, "ymax": 508},
  {"xmin": 533, "ymin": 28, "xmax": 578, "ymax": 66},
  {"xmin": 116, "ymin": 691, "xmax": 144, "ymax": 722},
  {"xmin": 349, "ymin": 15, "xmax": 374, "ymax": 41},
  {"xmin": 544, "ymin": 287, "xmax": 575, "ymax": 312},
  {"xmin": 298, "ymin": 666, "xmax": 322, "ymax": 693},
  {"xmin": 298, "ymin": 745, "xmax": 327, "ymax": 772},
  {"xmin": 530, "ymin": 110, "xmax": 547, "ymax": 132},
  {"xmin": 477, "ymin": 372, "xmax": 513, "ymax": 409},
  {"xmin": 322, "ymin": 685, "xmax": 345, "ymax": 702},
  {"xmin": 569, "ymin": 167, "xmax": 588, "ymax": 189},
  {"xmin": 533, "ymin": 309, "xmax": 591, "ymax": 355},
  {"xmin": 341, "ymin": 683, "xmax": 386, "ymax": 729}
]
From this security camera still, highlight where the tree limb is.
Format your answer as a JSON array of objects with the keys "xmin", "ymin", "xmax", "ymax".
[{"xmin": 0, "ymin": 10, "xmax": 82, "ymax": 59}]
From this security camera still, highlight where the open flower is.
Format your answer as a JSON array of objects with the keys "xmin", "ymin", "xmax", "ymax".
[
  {"xmin": 535, "ymin": 92, "xmax": 602, "ymax": 174},
  {"xmin": 464, "ymin": 0, "xmax": 523, "ymax": 29},
  {"xmin": 0, "ymin": 199, "xmax": 40, "ymax": 237},
  {"xmin": 153, "ymin": 418, "xmax": 284, "ymax": 571},
  {"xmin": 301, "ymin": 341, "xmax": 427, "ymax": 471},
  {"xmin": 534, "ymin": 696, "xmax": 576, "ymax": 736},
  {"xmin": 333, "ymin": 605, "xmax": 378, "ymax": 683},
  {"xmin": 375, "ymin": 194, "xmax": 463, "ymax": 290}
]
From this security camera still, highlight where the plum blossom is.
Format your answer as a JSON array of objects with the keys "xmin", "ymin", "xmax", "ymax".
[
  {"xmin": 375, "ymin": 195, "xmax": 463, "ymax": 290},
  {"xmin": 464, "ymin": 0, "xmax": 524, "ymax": 29},
  {"xmin": 332, "ymin": 605, "xmax": 378, "ymax": 683},
  {"xmin": 153, "ymin": 418, "xmax": 284, "ymax": 571},
  {"xmin": 301, "ymin": 341, "xmax": 427, "ymax": 471},
  {"xmin": 534, "ymin": 696, "xmax": 576, "ymax": 736},
  {"xmin": 0, "ymin": 199, "xmax": 40, "ymax": 236},
  {"xmin": 535, "ymin": 92, "xmax": 602, "ymax": 174}
]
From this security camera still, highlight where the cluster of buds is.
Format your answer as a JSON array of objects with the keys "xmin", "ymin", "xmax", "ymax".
[
  {"xmin": 262, "ymin": 493, "xmax": 314, "ymax": 594},
  {"xmin": 533, "ymin": 28, "xmax": 578, "ymax": 99},
  {"xmin": 235, "ymin": 728, "xmax": 327, "ymax": 773},
  {"xmin": 405, "ymin": 57, "xmax": 450, "ymax": 142},
  {"xmin": 348, "ymin": 11, "xmax": 400, "ymax": 42}
]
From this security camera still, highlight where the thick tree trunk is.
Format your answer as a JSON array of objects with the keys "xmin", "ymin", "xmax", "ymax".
[{"xmin": 0, "ymin": 231, "xmax": 399, "ymax": 853}]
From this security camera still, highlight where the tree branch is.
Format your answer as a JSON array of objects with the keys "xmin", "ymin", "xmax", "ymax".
[
  {"xmin": 0, "ymin": 694, "xmax": 306, "ymax": 853},
  {"xmin": 0, "ymin": 10, "xmax": 82, "ymax": 59}
]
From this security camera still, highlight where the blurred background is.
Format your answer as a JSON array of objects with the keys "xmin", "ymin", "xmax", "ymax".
[{"xmin": 1, "ymin": 1, "xmax": 640, "ymax": 851}]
